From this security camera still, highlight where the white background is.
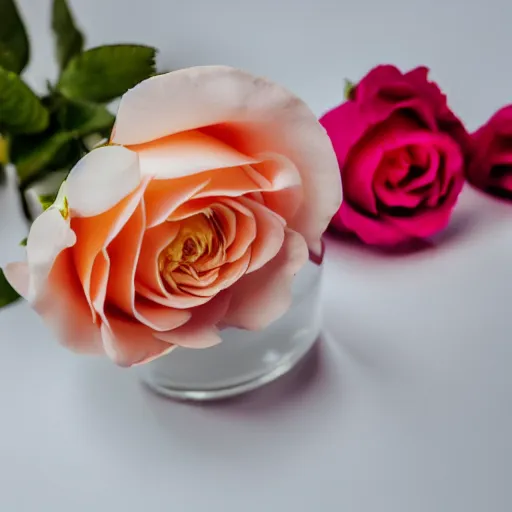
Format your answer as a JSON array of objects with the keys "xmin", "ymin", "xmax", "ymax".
[{"xmin": 1, "ymin": 0, "xmax": 512, "ymax": 510}]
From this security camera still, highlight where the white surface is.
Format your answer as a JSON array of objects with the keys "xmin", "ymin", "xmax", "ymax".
[{"xmin": 1, "ymin": 0, "xmax": 512, "ymax": 510}]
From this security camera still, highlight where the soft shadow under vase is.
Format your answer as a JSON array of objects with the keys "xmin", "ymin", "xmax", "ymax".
[{"xmin": 138, "ymin": 252, "xmax": 324, "ymax": 401}]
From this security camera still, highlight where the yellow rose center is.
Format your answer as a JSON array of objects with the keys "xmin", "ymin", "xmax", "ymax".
[{"xmin": 158, "ymin": 212, "xmax": 222, "ymax": 289}]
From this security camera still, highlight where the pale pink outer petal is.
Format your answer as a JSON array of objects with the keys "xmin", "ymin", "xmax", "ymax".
[
  {"xmin": 112, "ymin": 66, "xmax": 341, "ymax": 252},
  {"xmin": 4, "ymin": 262, "xmax": 29, "ymax": 297},
  {"xmin": 5, "ymin": 208, "xmax": 103, "ymax": 354},
  {"xmin": 66, "ymin": 145, "xmax": 141, "ymax": 218},
  {"xmin": 25, "ymin": 207, "xmax": 76, "ymax": 300},
  {"xmin": 129, "ymin": 131, "xmax": 258, "ymax": 179},
  {"xmin": 223, "ymin": 228, "xmax": 308, "ymax": 330}
]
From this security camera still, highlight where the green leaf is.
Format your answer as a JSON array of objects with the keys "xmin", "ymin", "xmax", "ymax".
[
  {"xmin": 39, "ymin": 192, "xmax": 58, "ymax": 210},
  {"xmin": 57, "ymin": 100, "xmax": 114, "ymax": 136},
  {"xmin": 0, "ymin": 68, "xmax": 49, "ymax": 133},
  {"xmin": 52, "ymin": 0, "xmax": 84, "ymax": 70},
  {"xmin": 13, "ymin": 131, "xmax": 74, "ymax": 183},
  {"xmin": 0, "ymin": 42, "xmax": 18, "ymax": 73},
  {"xmin": 58, "ymin": 44, "xmax": 157, "ymax": 103},
  {"xmin": 19, "ymin": 237, "xmax": 27, "ymax": 246},
  {"xmin": 343, "ymin": 79, "xmax": 356, "ymax": 101},
  {"xmin": 0, "ymin": 0, "xmax": 29, "ymax": 74},
  {"xmin": 0, "ymin": 268, "xmax": 20, "ymax": 308}
]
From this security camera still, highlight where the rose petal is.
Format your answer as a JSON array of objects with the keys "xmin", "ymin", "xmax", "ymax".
[
  {"xmin": 106, "ymin": 199, "xmax": 191, "ymax": 332},
  {"xmin": 180, "ymin": 249, "xmax": 251, "ymax": 298},
  {"xmin": 66, "ymin": 145, "xmax": 141, "ymax": 218},
  {"xmin": 136, "ymin": 222, "xmax": 180, "ymax": 296},
  {"xmin": 72, "ymin": 180, "xmax": 148, "ymax": 321},
  {"xmin": 235, "ymin": 197, "xmax": 285, "ymax": 273},
  {"xmin": 4, "ymin": 262, "xmax": 29, "ymax": 298},
  {"xmin": 25, "ymin": 251, "xmax": 103, "ymax": 354},
  {"xmin": 388, "ymin": 207, "xmax": 454, "ymax": 239},
  {"xmin": 128, "ymin": 130, "xmax": 258, "ymax": 180},
  {"xmin": 216, "ymin": 199, "xmax": 257, "ymax": 263},
  {"xmin": 100, "ymin": 315, "xmax": 175, "ymax": 367},
  {"xmin": 154, "ymin": 290, "xmax": 232, "ymax": 349},
  {"xmin": 24, "ymin": 207, "xmax": 76, "ymax": 299},
  {"xmin": 223, "ymin": 228, "xmax": 308, "ymax": 330},
  {"xmin": 112, "ymin": 66, "xmax": 341, "ymax": 253},
  {"xmin": 336, "ymin": 202, "xmax": 410, "ymax": 246}
]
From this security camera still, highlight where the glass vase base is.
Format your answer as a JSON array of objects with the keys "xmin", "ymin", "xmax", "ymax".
[{"xmin": 140, "ymin": 334, "xmax": 320, "ymax": 401}]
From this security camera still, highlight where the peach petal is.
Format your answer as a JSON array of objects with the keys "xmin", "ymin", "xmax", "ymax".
[
  {"xmin": 223, "ymin": 229, "xmax": 308, "ymax": 330},
  {"xmin": 191, "ymin": 153, "xmax": 301, "ymax": 200},
  {"xmin": 213, "ymin": 203, "xmax": 236, "ymax": 247},
  {"xmin": 154, "ymin": 290, "xmax": 232, "ymax": 348},
  {"xmin": 5, "ymin": 207, "xmax": 103, "ymax": 353},
  {"xmin": 112, "ymin": 66, "xmax": 341, "ymax": 253},
  {"xmin": 66, "ymin": 145, "xmax": 141, "ymax": 218},
  {"xmin": 193, "ymin": 166, "xmax": 261, "ymax": 198},
  {"xmin": 135, "ymin": 281, "xmax": 212, "ymax": 309},
  {"xmin": 128, "ymin": 130, "xmax": 257, "ymax": 180},
  {"xmin": 166, "ymin": 197, "xmax": 212, "ymax": 221},
  {"xmin": 106, "ymin": 200, "xmax": 191, "ymax": 332},
  {"xmin": 105, "ymin": 201, "xmax": 145, "ymax": 315},
  {"xmin": 136, "ymin": 222, "xmax": 180, "ymax": 296},
  {"xmin": 236, "ymin": 197, "xmax": 286, "ymax": 273},
  {"xmin": 90, "ymin": 250, "xmax": 110, "ymax": 320},
  {"xmin": 262, "ymin": 186, "xmax": 303, "ymax": 225},
  {"xmin": 134, "ymin": 299, "xmax": 192, "ymax": 331},
  {"xmin": 100, "ymin": 315, "xmax": 175, "ymax": 367},
  {"xmin": 144, "ymin": 177, "xmax": 210, "ymax": 228},
  {"xmin": 36, "ymin": 251, "xmax": 103, "ymax": 354},
  {"xmin": 249, "ymin": 152, "xmax": 302, "ymax": 190},
  {"xmin": 223, "ymin": 204, "xmax": 256, "ymax": 263},
  {"xmin": 180, "ymin": 249, "xmax": 251, "ymax": 297},
  {"xmin": 173, "ymin": 267, "xmax": 220, "ymax": 288},
  {"xmin": 72, "ymin": 180, "xmax": 148, "ymax": 321}
]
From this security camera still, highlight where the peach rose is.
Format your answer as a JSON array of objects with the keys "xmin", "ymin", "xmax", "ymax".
[{"xmin": 5, "ymin": 66, "xmax": 341, "ymax": 367}]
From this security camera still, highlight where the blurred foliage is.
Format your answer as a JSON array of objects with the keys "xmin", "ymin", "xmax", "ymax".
[{"xmin": 0, "ymin": 0, "xmax": 158, "ymax": 307}]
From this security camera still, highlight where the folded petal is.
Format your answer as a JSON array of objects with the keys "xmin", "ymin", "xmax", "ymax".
[
  {"xmin": 100, "ymin": 315, "xmax": 175, "ymax": 367},
  {"xmin": 223, "ymin": 228, "xmax": 308, "ymax": 330},
  {"xmin": 66, "ymin": 145, "xmax": 141, "ymax": 217},
  {"xmin": 106, "ymin": 199, "xmax": 191, "ymax": 332},
  {"xmin": 144, "ymin": 176, "xmax": 210, "ymax": 228},
  {"xmin": 236, "ymin": 197, "xmax": 286, "ymax": 273},
  {"xmin": 154, "ymin": 290, "xmax": 231, "ymax": 349},
  {"xmin": 129, "ymin": 130, "xmax": 257, "ymax": 179},
  {"xmin": 112, "ymin": 66, "xmax": 341, "ymax": 252},
  {"xmin": 25, "ymin": 207, "xmax": 76, "ymax": 302},
  {"xmin": 33, "ymin": 250, "xmax": 103, "ymax": 354},
  {"xmin": 72, "ymin": 180, "xmax": 148, "ymax": 321},
  {"xmin": 337, "ymin": 202, "xmax": 410, "ymax": 246}
]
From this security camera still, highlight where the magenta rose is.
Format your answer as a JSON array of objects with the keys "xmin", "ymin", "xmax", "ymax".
[
  {"xmin": 466, "ymin": 105, "xmax": 512, "ymax": 199},
  {"xmin": 320, "ymin": 65, "xmax": 469, "ymax": 246}
]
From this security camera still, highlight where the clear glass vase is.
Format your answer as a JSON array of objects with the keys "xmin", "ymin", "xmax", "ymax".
[{"xmin": 138, "ymin": 251, "xmax": 324, "ymax": 401}]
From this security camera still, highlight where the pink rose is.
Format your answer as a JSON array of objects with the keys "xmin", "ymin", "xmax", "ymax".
[
  {"xmin": 320, "ymin": 65, "xmax": 468, "ymax": 246},
  {"xmin": 466, "ymin": 105, "xmax": 512, "ymax": 199},
  {"xmin": 5, "ymin": 66, "xmax": 341, "ymax": 367}
]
